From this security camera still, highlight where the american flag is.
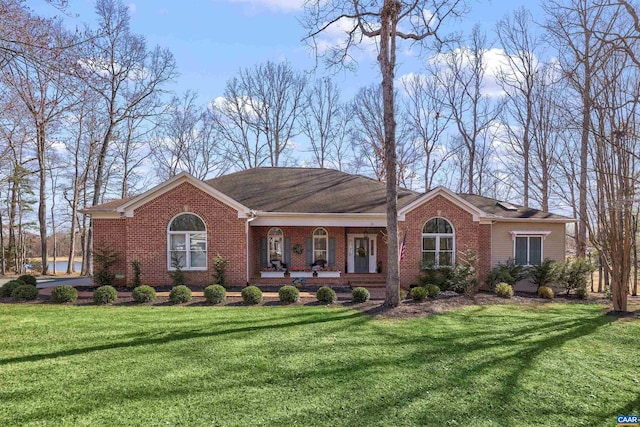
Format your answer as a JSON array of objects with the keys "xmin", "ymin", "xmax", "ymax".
[{"xmin": 399, "ymin": 231, "xmax": 407, "ymax": 261}]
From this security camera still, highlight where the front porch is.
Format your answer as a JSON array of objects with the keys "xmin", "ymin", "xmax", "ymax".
[{"xmin": 250, "ymin": 272, "xmax": 387, "ymax": 289}]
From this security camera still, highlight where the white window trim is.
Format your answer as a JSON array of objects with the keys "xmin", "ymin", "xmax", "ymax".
[
  {"xmin": 267, "ymin": 227, "xmax": 284, "ymax": 265},
  {"xmin": 312, "ymin": 227, "xmax": 329, "ymax": 263},
  {"xmin": 510, "ymin": 231, "xmax": 550, "ymax": 266},
  {"xmin": 167, "ymin": 213, "xmax": 207, "ymax": 271},
  {"xmin": 421, "ymin": 218, "xmax": 455, "ymax": 268}
]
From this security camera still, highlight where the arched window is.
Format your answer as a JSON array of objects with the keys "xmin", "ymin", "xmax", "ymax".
[
  {"xmin": 168, "ymin": 213, "xmax": 207, "ymax": 270},
  {"xmin": 422, "ymin": 218, "xmax": 454, "ymax": 268},
  {"xmin": 268, "ymin": 228, "xmax": 284, "ymax": 265},
  {"xmin": 313, "ymin": 228, "xmax": 328, "ymax": 262}
]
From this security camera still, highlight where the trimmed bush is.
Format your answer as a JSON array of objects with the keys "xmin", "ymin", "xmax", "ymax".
[
  {"xmin": 204, "ymin": 285, "xmax": 226, "ymax": 304},
  {"xmin": 132, "ymin": 285, "xmax": 156, "ymax": 303},
  {"xmin": 495, "ymin": 282, "xmax": 514, "ymax": 298},
  {"xmin": 279, "ymin": 285, "xmax": 300, "ymax": 304},
  {"xmin": 410, "ymin": 286, "xmax": 427, "ymax": 302},
  {"xmin": 17, "ymin": 274, "xmax": 37, "ymax": 286},
  {"xmin": 352, "ymin": 287, "xmax": 370, "ymax": 303},
  {"xmin": 169, "ymin": 285, "xmax": 192, "ymax": 304},
  {"xmin": 51, "ymin": 285, "xmax": 78, "ymax": 303},
  {"xmin": 425, "ymin": 284, "xmax": 440, "ymax": 298},
  {"xmin": 242, "ymin": 285, "xmax": 263, "ymax": 305},
  {"xmin": 399, "ymin": 288, "xmax": 407, "ymax": 300},
  {"xmin": 0, "ymin": 280, "xmax": 25, "ymax": 298},
  {"xmin": 316, "ymin": 286, "xmax": 337, "ymax": 304},
  {"xmin": 538, "ymin": 286, "xmax": 554, "ymax": 299},
  {"xmin": 93, "ymin": 285, "xmax": 118, "ymax": 304},
  {"xmin": 11, "ymin": 284, "xmax": 38, "ymax": 301}
]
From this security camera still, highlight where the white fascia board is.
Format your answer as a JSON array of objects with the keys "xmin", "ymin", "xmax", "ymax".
[
  {"xmin": 82, "ymin": 212, "xmax": 123, "ymax": 219},
  {"xmin": 495, "ymin": 218, "xmax": 576, "ymax": 224},
  {"xmin": 250, "ymin": 212, "xmax": 387, "ymax": 227},
  {"xmin": 398, "ymin": 186, "xmax": 487, "ymax": 222},
  {"xmin": 117, "ymin": 172, "xmax": 250, "ymax": 218}
]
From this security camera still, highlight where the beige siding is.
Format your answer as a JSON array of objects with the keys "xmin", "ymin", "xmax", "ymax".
[{"xmin": 491, "ymin": 221, "xmax": 567, "ymax": 267}]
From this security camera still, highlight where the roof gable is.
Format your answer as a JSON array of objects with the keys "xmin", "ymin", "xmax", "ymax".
[{"xmin": 398, "ymin": 186, "xmax": 487, "ymax": 222}]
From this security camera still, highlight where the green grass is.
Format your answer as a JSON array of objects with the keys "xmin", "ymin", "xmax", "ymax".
[{"xmin": 0, "ymin": 303, "xmax": 638, "ymax": 426}]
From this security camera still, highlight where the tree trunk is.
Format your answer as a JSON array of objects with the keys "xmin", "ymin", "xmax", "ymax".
[
  {"xmin": 37, "ymin": 124, "xmax": 48, "ymax": 275},
  {"xmin": 380, "ymin": 0, "xmax": 400, "ymax": 308}
]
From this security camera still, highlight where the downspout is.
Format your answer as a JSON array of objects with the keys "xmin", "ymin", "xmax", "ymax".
[{"xmin": 245, "ymin": 211, "xmax": 258, "ymax": 286}]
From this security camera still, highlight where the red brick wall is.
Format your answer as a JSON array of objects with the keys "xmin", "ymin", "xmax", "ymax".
[
  {"xmin": 93, "ymin": 182, "xmax": 247, "ymax": 287},
  {"xmin": 399, "ymin": 195, "xmax": 491, "ymax": 288},
  {"xmin": 92, "ymin": 218, "xmax": 128, "ymax": 286}
]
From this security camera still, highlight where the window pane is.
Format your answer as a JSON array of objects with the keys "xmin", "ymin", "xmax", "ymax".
[
  {"xmin": 170, "ymin": 234, "xmax": 186, "ymax": 251},
  {"xmin": 314, "ymin": 250, "xmax": 327, "ymax": 261},
  {"xmin": 440, "ymin": 237, "xmax": 453, "ymax": 251},
  {"xmin": 422, "ymin": 252, "xmax": 435, "ymax": 267},
  {"xmin": 529, "ymin": 237, "xmax": 542, "ymax": 265},
  {"xmin": 191, "ymin": 251, "xmax": 207, "ymax": 268},
  {"xmin": 423, "ymin": 237, "xmax": 436, "ymax": 251},
  {"xmin": 170, "ymin": 251, "xmax": 186, "ymax": 268},
  {"xmin": 439, "ymin": 251, "xmax": 453, "ymax": 266},
  {"xmin": 423, "ymin": 219, "xmax": 437, "ymax": 233},
  {"xmin": 269, "ymin": 236, "xmax": 282, "ymax": 261},
  {"xmin": 313, "ymin": 228, "xmax": 327, "ymax": 236},
  {"xmin": 170, "ymin": 214, "xmax": 205, "ymax": 231},
  {"xmin": 314, "ymin": 237, "xmax": 327, "ymax": 251},
  {"xmin": 190, "ymin": 233, "xmax": 206, "ymax": 251},
  {"xmin": 515, "ymin": 237, "xmax": 528, "ymax": 265}
]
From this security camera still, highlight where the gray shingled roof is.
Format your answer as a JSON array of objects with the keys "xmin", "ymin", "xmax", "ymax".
[
  {"xmin": 84, "ymin": 167, "xmax": 572, "ymax": 221},
  {"xmin": 457, "ymin": 193, "xmax": 570, "ymax": 220},
  {"xmin": 205, "ymin": 167, "xmax": 420, "ymax": 213}
]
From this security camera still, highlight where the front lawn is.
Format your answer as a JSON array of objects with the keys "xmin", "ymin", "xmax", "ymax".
[{"xmin": 0, "ymin": 303, "xmax": 638, "ymax": 426}]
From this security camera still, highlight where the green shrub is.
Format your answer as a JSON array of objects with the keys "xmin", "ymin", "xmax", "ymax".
[
  {"xmin": 131, "ymin": 260, "xmax": 142, "ymax": 288},
  {"xmin": 132, "ymin": 285, "xmax": 156, "ymax": 303},
  {"xmin": 93, "ymin": 285, "xmax": 118, "ymax": 305},
  {"xmin": 575, "ymin": 285, "xmax": 588, "ymax": 300},
  {"xmin": 204, "ymin": 285, "xmax": 226, "ymax": 304},
  {"xmin": 17, "ymin": 274, "xmax": 37, "ymax": 286},
  {"xmin": 399, "ymin": 288, "xmax": 407, "ymax": 300},
  {"xmin": 530, "ymin": 259, "xmax": 557, "ymax": 291},
  {"xmin": 410, "ymin": 286, "xmax": 427, "ymax": 302},
  {"xmin": 242, "ymin": 285, "xmax": 263, "ymax": 305},
  {"xmin": 425, "ymin": 284, "xmax": 440, "ymax": 298},
  {"xmin": 316, "ymin": 286, "xmax": 337, "ymax": 304},
  {"xmin": 352, "ymin": 287, "xmax": 370, "ymax": 303},
  {"xmin": 555, "ymin": 257, "xmax": 595, "ymax": 296},
  {"xmin": 279, "ymin": 285, "xmax": 300, "ymax": 304},
  {"xmin": 419, "ymin": 267, "xmax": 455, "ymax": 291},
  {"xmin": 212, "ymin": 254, "xmax": 229, "ymax": 288},
  {"xmin": 0, "ymin": 280, "xmax": 25, "ymax": 297},
  {"xmin": 450, "ymin": 249, "xmax": 479, "ymax": 294},
  {"xmin": 538, "ymin": 286, "xmax": 554, "ymax": 299},
  {"xmin": 169, "ymin": 285, "xmax": 192, "ymax": 304},
  {"xmin": 494, "ymin": 282, "xmax": 514, "ymax": 298},
  {"xmin": 11, "ymin": 284, "xmax": 38, "ymax": 301},
  {"xmin": 487, "ymin": 258, "xmax": 529, "ymax": 289},
  {"xmin": 51, "ymin": 285, "xmax": 78, "ymax": 303},
  {"xmin": 94, "ymin": 247, "xmax": 120, "ymax": 287}
]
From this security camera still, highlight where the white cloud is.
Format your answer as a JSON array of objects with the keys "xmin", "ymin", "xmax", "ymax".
[
  {"xmin": 128, "ymin": 3, "xmax": 137, "ymax": 14},
  {"xmin": 225, "ymin": 0, "xmax": 303, "ymax": 12},
  {"xmin": 314, "ymin": 16, "xmax": 378, "ymax": 61}
]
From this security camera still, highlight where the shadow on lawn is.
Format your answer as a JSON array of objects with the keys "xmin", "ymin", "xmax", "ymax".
[
  {"xmin": 0, "ymin": 308, "xmax": 366, "ymax": 366},
  {"xmin": 266, "ymin": 306, "xmax": 622, "ymax": 426}
]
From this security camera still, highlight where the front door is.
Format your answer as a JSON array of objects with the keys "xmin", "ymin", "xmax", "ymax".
[{"xmin": 354, "ymin": 237, "xmax": 369, "ymax": 273}]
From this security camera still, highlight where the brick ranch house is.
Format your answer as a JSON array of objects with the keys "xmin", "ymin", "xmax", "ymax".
[{"xmin": 83, "ymin": 167, "xmax": 573, "ymax": 291}]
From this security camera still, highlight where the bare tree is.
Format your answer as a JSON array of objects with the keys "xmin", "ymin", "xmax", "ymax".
[
  {"xmin": 435, "ymin": 25, "xmax": 502, "ymax": 195},
  {"xmin": 153, "ymin": 91, "xmax": 227, "ymax": 180},
  {"xmin": 78, "ymin": 0, "xmax": 177, "ymax": 274},
  {"xmin": 300, "ymin": 77, "xmax": 348, "ymax": 168},
  {"xmin": 401, "ymin": 73, "xmax": 452, "ymax": 191},
  {"xmin": 303, "ymin": 0, "xmax": 467, "ymax": 307},
  {"xmin": 213, "ymin": 61, "xmax": 306, "ymax": 169}
]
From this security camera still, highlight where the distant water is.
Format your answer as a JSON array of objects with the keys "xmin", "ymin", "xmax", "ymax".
[{"xmin": 47, "ymin": 261, "xmax": 83, "ymax": 272}]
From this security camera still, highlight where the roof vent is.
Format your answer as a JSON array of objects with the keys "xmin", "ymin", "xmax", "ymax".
[{"xmin": 498, "ymin": 201, "xmax": 519, "ymax": 211}]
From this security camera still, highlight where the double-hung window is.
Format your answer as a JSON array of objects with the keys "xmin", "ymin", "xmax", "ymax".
[
  {"xmin": 168, "ymin": 213, "xmax": 207, "ymax": 270},
  {"xmin": 511, "ymin": 231, "xmax": 551, "ymax": 266},
  {"xmin": 422, "ymin": 218, "xmax": 455, "ymax": 268}
]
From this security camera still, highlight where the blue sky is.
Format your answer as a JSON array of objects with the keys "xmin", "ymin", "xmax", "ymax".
[{"xmin": 31, "ymin": 0, "xmax": 543, "ymax": 103}]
